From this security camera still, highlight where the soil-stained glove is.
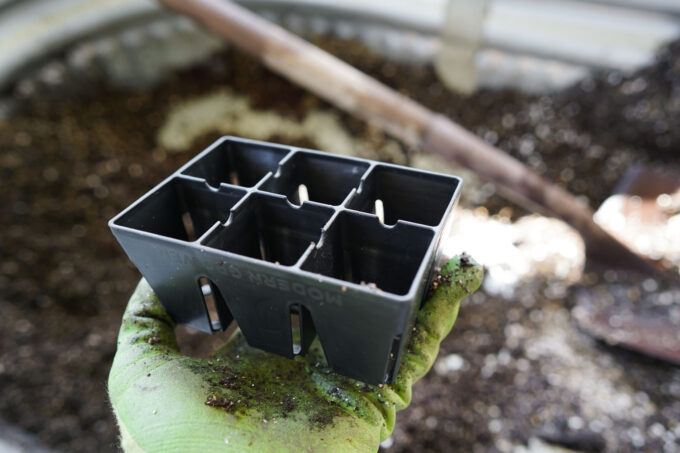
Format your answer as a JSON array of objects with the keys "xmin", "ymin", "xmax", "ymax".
[{"xmin": 108, "ymin": 255, "xmax": 483, "ymax": 452}]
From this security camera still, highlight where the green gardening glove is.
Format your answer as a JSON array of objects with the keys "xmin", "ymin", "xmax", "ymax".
[{"xmin": 109, "ymin": 254, "xmax": 483, "ymax": 452}]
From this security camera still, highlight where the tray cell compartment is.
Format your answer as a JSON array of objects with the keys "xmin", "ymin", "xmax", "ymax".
[
  {"xmin": 260, "ymin": 152, "xmax": 369, "ymax": 205},
  {"xmin": 182, "ymin": 139, "xmax": 289, "ymax": 188},
  {"xmin": 114, "ymin": 178, "xmax": 245, "ymax": 241},
  {"xmin": 301, "ymin": 212, "xmax": 434, "ymax": 296},
  {"xmin": 203, "ymin": 193, "xmax": 333, "ymax": 266},
  {"xmin": 347, "ymin": 165, "xmax": 460, "ymax": 226}
]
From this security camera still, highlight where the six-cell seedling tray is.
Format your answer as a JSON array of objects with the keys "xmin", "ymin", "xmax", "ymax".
[{"xmin": 110, "ymin": 136, "xmax": 462, "ymax": 384}]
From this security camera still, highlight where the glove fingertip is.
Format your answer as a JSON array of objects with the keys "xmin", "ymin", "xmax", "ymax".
[
  {"xmin": 439, "ymin": 253, "xmax": 484, "ymax": 296},
  {"xmin": 392, "ymin": 254, "xmax": 482, "ymax": 387}
]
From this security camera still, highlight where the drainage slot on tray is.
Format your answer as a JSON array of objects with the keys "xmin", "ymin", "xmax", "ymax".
[
  {"xmin": 347, "ymin": 165, "xmax": 460, "ymax": 226},
  {"xmin": 385, "ymin": 335, "xmax": 402, "ymax": 381},
  {"xmin": 198, "ymin": 276, "xmax": 234, "ymax": 332},
  {"xmin": 182, "ymin": 212, "xmax": 197, "ymax": 241},
  {"xmin": 290, "ymin": 307, "xmax": 302, "ymax": 355},
  {"xmin": 203, "ymin": 194, "xmax": 333, "ymax": 266},
  {"xmin": 290, "ymin": 303, "xmax": 317, "ymax": 356},
  {"xmin": 374, "ymin": 199, "xmax": 385, "ymax": 224},
  {"xmin": 297, "ymin": 183, "xmax": 309, "ymax": 204},
  {"xmin": 260, "ymin": 152, "xmax": 369, "ymax": 205},
  {"xmin": 182, "ymin": 139, "xmax": 289, "ymax": 188},
  {"xmin": 301, "ymin": 212, "xmax": 434, "ymax": 295},
  {"xmin": 114, "ymin": 179, "xmax": 246, "ymax": 241},
  {"xmin": 199, "ymin": 277, "xmax": 222, "ymax": 331}
]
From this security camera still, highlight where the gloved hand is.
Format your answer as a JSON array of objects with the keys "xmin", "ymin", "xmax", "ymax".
[{"xmin": 108, "ymin": 255, "xmax": 483, "ymax": 452}]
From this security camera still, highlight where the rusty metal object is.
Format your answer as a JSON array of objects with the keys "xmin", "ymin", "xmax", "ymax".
[
  {"xmin": 575, "ymin": 283, "xmax": 680, "ymax": 365},
  {"xmin": 595, "ymin": 165, "xmax": 680, "ymax": 267},
  {"xmin": 575, "ymin": 166, "xmax": 680, "ymax": 365}
]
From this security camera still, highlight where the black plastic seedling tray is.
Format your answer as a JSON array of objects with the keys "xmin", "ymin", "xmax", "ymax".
[{"xmin": 110, "ymin": 137, "xmax": 462, "ymax": 384}]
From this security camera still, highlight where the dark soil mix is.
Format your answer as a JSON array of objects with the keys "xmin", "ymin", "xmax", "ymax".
[{"xmin": 0, "ymin": 36, "xmax": 679, "ymax": 452}]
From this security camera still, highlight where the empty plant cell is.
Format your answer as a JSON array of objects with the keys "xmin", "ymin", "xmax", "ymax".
[
  {"xmin": 302, "ymin": 212, "xmax": 434, "ymax": 296},
  {"xmin": 182, "ymin": 138, "xmax": 289, "ymax": 188},
  {"xmin": 348, "ymin": 165, "xmax": 460, "ymax": 226},
  {"xmin": 202, "ymin": 193, "xmax": 333, "ymax": 266},
  {"xmin": 113, "ymin": 178, "xmax": 245, "ymax": 241},
  {"xmin": 260, "ymin": 151, "xmax": 369, "ymax": 205}
]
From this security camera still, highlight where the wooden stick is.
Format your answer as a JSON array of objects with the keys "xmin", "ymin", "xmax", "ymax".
[{"xmin": 159, "ymin": 0, "xmax": 656, "ymax": 273}]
